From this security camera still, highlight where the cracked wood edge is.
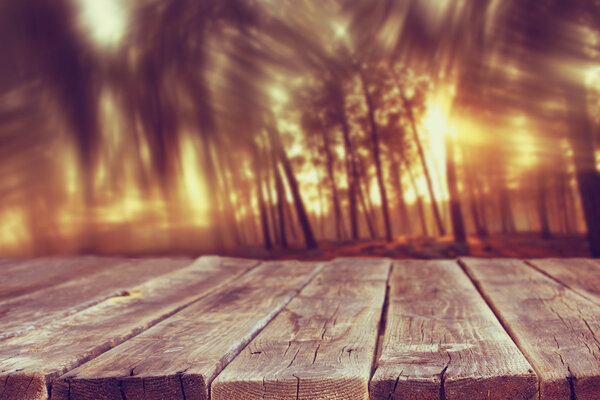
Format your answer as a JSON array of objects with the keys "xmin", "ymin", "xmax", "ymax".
[
  {"xmin": 212, "ymin": 258, "xmax": 391, "ymax": 400},
  {"xmin": 0, "ymin": 257, "xmax": 193, "ymax": 341},
  {"xmin": 0, "ymin": 256, "xmax": 258, "ymax": 400},
  {"xmin": 527, "ymin": 258, "xmax": 600, "ymax": 307},
  {"xmin": 370, "ymin": 260, "xmax": 538, "ymax": 400},
  {"xmin": 461, "ymin": 257, "xmax": 600, "ymax": 400},
  {"xmin": 51, "ymin": 260, "xmax": 322, "ymax": 400}
]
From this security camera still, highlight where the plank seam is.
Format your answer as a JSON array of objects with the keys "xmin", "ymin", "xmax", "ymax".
[
  {"xmin": 523, "ymin": 259, "xmax": 598, "ymax": 305},
  {"xmin": 456, "ymin": 258, "xmax": 543, "ymax": 399},
  {"xmin": 368, "ymin": 260, "xmax": 392, "ymax": 393},
  {"xmin": 0, "ymin": 259, "xmax": 195, "ymax": 341},
  {"xmin": 41, "ymin": 259, "xmax": 263, "ymax": 396},
  {"xmin": 207, "ymin": 262, "xmax": 325, "ymax": 400}
]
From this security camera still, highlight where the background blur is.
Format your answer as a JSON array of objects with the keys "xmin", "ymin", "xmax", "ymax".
[{"xmin": 0, "ymin": 0, "xmax": 599, "ymax": 259}]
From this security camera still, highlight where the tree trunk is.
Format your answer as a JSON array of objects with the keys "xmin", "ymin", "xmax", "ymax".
[
  {"xmin": 335, "ymin": 82, "xmax": 359, "ymax": 240},
  {"xmin": 357, "ymin": 176, "xmax": 377, "ymax": 239},
  {"xmin": 403, "ymin": 158, "xmax": 429, "ymax": 236},
  {"xmin": 268, "ymin": 126, "xmax": 318, "ymax": 249},
  {"xmin": 565, "ymin": 84, "xmax": 600, "ymax": 257},
  {"xmin": 322, "ymin": 129, "xmax": 346, "ymax": 240},
  {"xmin": 499, "ymin": 187, "xmax": 516, "ymax": 234},
  {"xmin": 391, "ymin": 157, "xmax": 410, "ymax": 235},
  {"xmin": 272, "ymin": 151, "xmax": 288, "ymax": 248},
  {"xmin": 389, "ymin": 69, "xmax": 446, "ymax": 236},
  {"xmin": 252, "ymin": 144, "xmax": 272, "ymax": 250},
  {"xmin": 200, "ymin": 138, "xmax": 226, "ymax": 248},
  {"xmin": 537, "ymin": 168, "xmax": 552, "ymax": 239},
  {"xmin": 359, "ymin": 69, "xmax": 393, "ymax": 241},
  {"xmin": 263, "ymin": 147, "xmax": 280, "ymax": 246},
  {"xmin": 465, "ymin": 162, "xmax": 488, "ymax": 238},
  {"xmin": 445, "ymin": 134, "xmax": 467, "ymax": 243},
  {"xmin": 216, "ymin": 139, "xmax": 243, "ymax": 246}
]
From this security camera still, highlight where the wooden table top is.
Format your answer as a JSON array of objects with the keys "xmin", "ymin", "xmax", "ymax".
[{"xmin": 1, "ymin": 256, "xmax": 599, "ymax": 399}]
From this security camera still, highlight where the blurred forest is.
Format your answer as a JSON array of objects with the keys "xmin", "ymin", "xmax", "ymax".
[{"xmin": 0, "ymin": 0, "xmax": 600, "ymax": 258}]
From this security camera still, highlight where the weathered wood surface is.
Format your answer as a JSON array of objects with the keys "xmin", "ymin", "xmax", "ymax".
[
  {"xmin": 0, "ymin": 256, "xmax": 127, "ymax": 301},
  {"xmin": 0, "ymin": 256, "xmax": 256, "ymax": 400},
  {"xmin": 0, "ymin": 257, "xmax": 192, "ymax": 340},
  {"xmin": 3, "ymin": 257, "xmax": 600, "ymax": 400},
  {"xmin": 528, "ymin": 258, "xmax": 600, "ymax": 306},
  {"xmin": 462, "ymin": 258, "xmax": 600, "ymax": 400},
  {"xmin": 52, "ymin": 261, "xmax": 321, "ymax": 400},
  {"xmin": 370, "ymin": 260, "xmax": 537, "ymax": 400},
  {"xmin": 212, "ymin": 258, "xmax": 390, "ymax": 400}
]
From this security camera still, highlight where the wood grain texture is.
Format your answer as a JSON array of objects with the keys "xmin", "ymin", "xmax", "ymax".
[
  {"xmin": 0, "ymin": 256, "xmax": 127, "ymax": 301},
  {"xmin": 462, "ymin": 258, "xmax": 600, "ymax": 400},
  {"xmin": 212, "ymin": 258, "xmax": 391, "ymax": 400},
  {"xmin": 528, "ymin": 258, "xmax": 600, "ymax": 306},
  {"xmin": 52, "ymin": 261, "xmax": 321, "ymax": 400},
  {"xmin": 370, "ymin": 260, "xmax": 537, "ymax": 400},
  {"xmin": 0, "ymin": 256, "xmax": 256, "ymax": 400},
  {"xmin": 0, "ymin": 257, "xmax": 192, "ymax": 341}
]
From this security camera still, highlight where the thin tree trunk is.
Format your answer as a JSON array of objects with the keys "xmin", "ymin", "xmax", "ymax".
[
  {"xmin": 357, "ymin": 176, "xmax": 377, "ymax": 239},
  {"xmin": 446, "ymin": 134, "xmax": 467, "ymax": 243},
  {"xmin": 200, "ymin": 138, "xmax": 225, "ymax": 248},
  {"xmin": 268, "ymin": 126, "xmax": 318, "ymax": 249},
  {"xmin": 391, "ymin": 157, "xmax": 410, "ymax": 235},
  {"xmin": 389, "ymin": 69, "xmax": 446, "ymax": 236},
  {"xmin": 359, "ymin": 68, "xmax": 393, "ymax": 241},
  {"xmin": 499, "ymin": 186, "xmax": 516, "ymax": 234},
  {"xmin": 403, "ymin": 158, "xmax": 429, "ymax": 236},
  {"xmin": 215, "ymin": 139, "xmax": 242, "ymax": 246},
  {"xmin": 465, "ymin": 162, "xmax": 488, "ymax": 238},
  {"xmin": 252, "ymin": 144, "xmax": 272, "ymax": 250},
  {"xmin": 264, "ymin": 147, "xmax": 280, "ymax": 246},
  {"xmin": 335, "ymin": 82, "xmax": 359, "ymax": 240},
  {"xmin": 322, "ymin": 129, "xmax": 346, "ymax": 240},
  {"xmin": 272, "ymin": 152, "xmax": 288, "ymax": 248},
  {"xmin": 557, "ymin": 171, "xmax": 572, "ymax": 233},
  {"xmin": 537, "ymin": 168, "xmax": 552, "ymax": 239},
  {"xmin": 565, "ymin": 84, "xmax": 600, "ymax": 257}
]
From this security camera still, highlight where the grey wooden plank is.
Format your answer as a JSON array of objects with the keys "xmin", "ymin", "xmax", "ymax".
[
  {"xmin": 370, "ymin": 260, "xmax": 537, "ymax": 400},
  {"xmin": 0, "ymin": 256, "xmax": 257, "ymax": 400},
  {"xmin": 212, "ymin": 258, "xmax": 391, "ymax": 400},
  {"xmin": 51, "ymin": 261, "xmax": 321, "ymax": 400},
  {"xmin": 462, "ymin": 257, "xmax": 600, "ymax": 400},
  {"xmin": 0, "ymin": 257, "xmax": 192, "ymax": 341},
  {"xmin": 528, "ymin": 258, "xmax": 600, "ymax": 306},
  {"xmin": 0, "ymin": 256, "xmax": 127, "ymax": 301}
]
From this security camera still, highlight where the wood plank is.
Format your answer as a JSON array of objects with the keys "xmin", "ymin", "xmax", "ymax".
[
  {"xmin": 0, "ymin": 256, "xmax": 128, "ymax": 301},
  {"xmin": 0, "ymin": 257, "xmax": 192, "ymax": 341},
  {"xmin": 461, "ymin": 258, "xmax": 600, "ymax": 400},
  {"xmin": 212, "ymin": 258, "xmax": 391, "ymax": 400},
  {"xmin": 528, "ymin": 258, "xmax": 600, "ymax": 306},
  {"xmin": 370, "ymin": 260, "xmax": 538, "ymax": 400},
  {"xmin": 52, "ymin": 260, "xmax": 321, "ymax": 400},
  {"xmin": 0, "ymin": 256, "xmax": 257, "ymax": 400}
]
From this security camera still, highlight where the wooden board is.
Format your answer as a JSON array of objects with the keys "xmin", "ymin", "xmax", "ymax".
[
  {"xmin": 51, "ymin": 260, "xmax": 321, "ymax": 400},
  {"xmin": 0, "ymin": 256, "xmax": 257, "ymax": 400},
  {"xmin": 528, "ymin": 258, "xmax": 600, "ymax": 306},
  {"xmin": 212, "ymin": 258, "xmax": 391, "ymax": 400},
  {"xmin": 370, "ymin": 260, "xmax": 537, "ymax": 400},
  {"xmin": 0, "ymin": 257, "xmax": 192, "ymax": 341},
  {"xmin": 0, "ymin": 256, "xmax": 127, "ymax": 301},
  {"xmin": 461, "ymin": 258, "xmax": 600, "ymax": 400}
]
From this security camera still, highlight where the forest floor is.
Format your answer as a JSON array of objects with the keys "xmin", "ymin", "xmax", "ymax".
[{"xmin": 222, "ymin": 232, "xmax": 591, "ymax": 261}]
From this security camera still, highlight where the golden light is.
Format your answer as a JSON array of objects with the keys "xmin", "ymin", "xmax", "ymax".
[
  {"xmin": 332, "ymin": 21, "xmax": 348, "ymax": 39},
  {"xmin": 269, "ymin": 86, "xmax": 289, "ymax": 108},
  {"xmin": 514, "ymin": 134, "xmax": 538, "ymax": 168},
  {"xmin": 77, "ymin": 0, "xmax": 128, "ymax": 47}
]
